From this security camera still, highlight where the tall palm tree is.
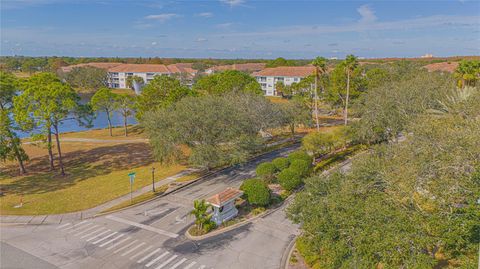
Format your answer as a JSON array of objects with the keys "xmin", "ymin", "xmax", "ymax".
[
  {"xmin": 311, "ymin": 57, "xmax": 328, "ymax": 131},
  {"xmin": 343, "ymin": 54, "xmax": 358, "ymax": 126}
]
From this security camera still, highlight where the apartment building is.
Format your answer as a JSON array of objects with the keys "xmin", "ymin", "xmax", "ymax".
[{"xmin": 252, "ymin": 66, "xmax": 315, "ymax": 96}]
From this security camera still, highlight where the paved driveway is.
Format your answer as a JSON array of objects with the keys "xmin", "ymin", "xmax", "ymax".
[{"xmin": 1, "ymin": 144, "xmax": 300, "ymax": 269}]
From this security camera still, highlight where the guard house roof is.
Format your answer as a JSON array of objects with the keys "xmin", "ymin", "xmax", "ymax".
[{"xmin": 206, "ymin": 188, "xmax": 243, "ymax": 207}]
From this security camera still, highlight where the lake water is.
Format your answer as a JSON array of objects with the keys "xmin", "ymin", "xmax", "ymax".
[{"xmin": 16, "ymin": 94, "xmax": 137, "ymax": 138}]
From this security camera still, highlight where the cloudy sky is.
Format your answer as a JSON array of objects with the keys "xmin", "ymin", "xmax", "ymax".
[{"xmin": 1, "ymin": 0, "xmax": 479, "ymax": 58}]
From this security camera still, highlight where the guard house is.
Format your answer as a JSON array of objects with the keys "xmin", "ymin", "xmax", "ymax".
[{"xmin": 206, "ymin": 188, "xmax": 243, "ymax": 226}]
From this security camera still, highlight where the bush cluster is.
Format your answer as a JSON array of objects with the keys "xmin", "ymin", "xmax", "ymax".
[
  {"xmin": 255, "ymin": 162, "xmax": 276, "ymax": 181},
  {"xmin": 277, "ymin": 168, "xmax": 303, "ymax": 191},
  {"xmin": 272, "ymin": 157, "xmax": 289, "ymax": 171},
  {"xmin": 240, "ymin": 178, "xmax": 271, "ymax": 206}
]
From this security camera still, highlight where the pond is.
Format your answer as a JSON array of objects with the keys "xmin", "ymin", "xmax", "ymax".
[{"xmin": 16, "ymin": 93, "xmax": 137, "ymax": 138}]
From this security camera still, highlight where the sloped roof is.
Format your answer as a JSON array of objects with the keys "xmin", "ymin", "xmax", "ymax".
[
  {"xmin": 253, "ymin": 66, "xmax": 315, "ymax": 77},
  {"xmin": 60, "ymin": 62, "xmax": 123, "ymax": 72},
  {"xmin": 108, "ymin": 64, "xmax": 170, "ymax": 73},
  {"xmin": 209, "ymin": 63, "xmax": 266, "ymax": 72},
  {"xmin": 206, "ymin": 188, "xmax": 243, "ymax": 207},
  {"xmin": 423, "ymin": 62, "xmax": 458, "ymax": 73}
]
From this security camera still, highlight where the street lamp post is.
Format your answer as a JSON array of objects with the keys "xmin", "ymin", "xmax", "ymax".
[{"xmin": 152, "ymin": 167, "xmax": 155, "ymax": 192}]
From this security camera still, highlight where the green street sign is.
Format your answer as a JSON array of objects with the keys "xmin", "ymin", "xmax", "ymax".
[{"xmin": 128, "ymin": 172, "xmax": 136, "ymax": 184}]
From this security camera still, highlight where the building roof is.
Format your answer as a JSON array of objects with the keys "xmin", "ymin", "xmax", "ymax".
[
  {"xmin": 206, "ymin": 188, "xmax": 243, "ymax": 207},
  {"xmin": 253, "ymin": 66, "xmax": 316, "ymax": 77},
  {"xmin": 108, "ymin": 63, "xmax": 171, "ymax": 73},
  {"xmin": 60, "ymin": 62, "xmax": 123, "ymax": 72},
  {"xmin": 209, "ymin": 63, "xmax": 266, "ymax": 73},
  {"xmin": 423, "ymin": 62, "xmax": 458, "ymax": 73}
]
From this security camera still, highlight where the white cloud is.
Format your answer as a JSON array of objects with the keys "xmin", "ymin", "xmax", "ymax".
[
  {"xmin": 145, "ymin": 13, "xmax": 180, "ymax": 22},
  {"xmin": 357, "ymin": 5, "xmax": 377, "ymax": 24},
  {"xmin": 220, "ymin": 0, "xmax": 245, "ymax": 7},
  {"xmin": 197, "ymin": 12, "xmax": 213, "ymax": 18},
  {"xmin": 195, "ymin": 37, "xmax": 208, "ymax": 42},
  {"xmin": 216, "ymin": 22, "xmax": 234, "ymax": 29},
  {"xmin": 151, "ymin": 41, "xmax": 157, "ymax": 45}
]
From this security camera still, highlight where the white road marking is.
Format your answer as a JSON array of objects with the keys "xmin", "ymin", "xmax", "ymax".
[
  {"xmin": 56, "ymin": 223, "xmax": 71, "ymax": 229},
  {"xmin": 80, "ymin": 227, "xmax": 105, "ymax": 239},
  {"xmin": 130, "ymin": 245, "xmax": 152, "ymax": 260},
  {"xmin": 67, "ymin": 222, "xmax": 93, "ymax": 234},
  {"xmin": 150, "ymin": 209, "xmax": 178, "ymax": 225},
  {"xmin": 184, "ymin": 261, "xmax": 197, "ymax": 269},
  {"xmin": 145, "ymin": 251, "xmax": 169, "ymax": 267},
  {"xmin": 74, "ymin": 225, "xmax": 99, "ymax": 236},
  {"xmin": 198, "ymin": 266, "xmax": 206, "ymax": 269},
  {"xmin": 62, "ymin": 220, "xmax": 87, "ymax": 231},
  {"xmin": 113, "ymin": 239, "xmax": 138, "ymax": 254},
  {"xmin": 92, "ymin": 231, "xmax": 117, "ymax": 244},
  {"xmin": 120, "ymin": 242, "xmax": 146, "ymax": 257},
  {"xmin": 106, "ymin": 236, "xmax": 131, "ymax": 250},
  {"xmin": 137, "ymin": 248, "xmax": 162, "ymax": 263},
  {"xmin": 144, "ymin": 208, "xmax": 170, "ymax": 217},
  {"xmin": 154, "ymin": 254, "xmax": 177, "ymax": 269},
  {"xmin": 86, "ymin": 230, "xmax": 111, "ymax": 242},
  {"xmin": 99, "ymin": 234, "xmax": 124, "ymax": 247},
  {"xmin": 170, "ymin": 258, "xmax": 187, "ymax": 269},
  {"xmin": 105, "ymin": 215, "xmax": 178, "ymax": 238}
]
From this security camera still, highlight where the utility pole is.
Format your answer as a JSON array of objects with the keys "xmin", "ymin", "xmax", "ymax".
[
  {"xmin": 314, "ymin": 74, "xmax": 320, "ymax": 131},
  {"xmin": 151, "ymin": 167, "xmax": 155, "ymax": 192}
]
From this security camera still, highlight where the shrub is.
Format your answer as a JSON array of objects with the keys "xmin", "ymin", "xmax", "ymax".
[
  {"xmin": 255, "ymin": 162, "xmax": 276, "ymax": 181},
  {"xmin": 240, "ymin": 178, "xmax": 271, "ymax": 206},
  {"xmin": 289, "ymin": 159, "xmax": 312, "ymax": 177},
  {"xmin": 278, "ymin": 168, "xmax": 303, "ymax": 191},
  {"xmin": 288, "ymin": 151, "xmax": 312, "ymax": 164},
  {"xmin": 272, "ymin": 157, "xmax": 290, "ymax": 171}
]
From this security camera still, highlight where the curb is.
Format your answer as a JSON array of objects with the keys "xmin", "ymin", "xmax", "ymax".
[{"xmin": 281, "ymin": 238, "xmax": 297, "ymax": 269}]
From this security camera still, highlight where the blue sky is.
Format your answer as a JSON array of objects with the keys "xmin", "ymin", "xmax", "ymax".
[{"xmin": 1, "ymin": 0, "xmax": 479, "ymax": 58}]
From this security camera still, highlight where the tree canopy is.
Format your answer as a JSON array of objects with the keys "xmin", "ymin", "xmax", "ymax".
[
  {"xmin": 61, "ymin": 66, "xmax": 108, "ymax": 90},
  {"xmin": 192, "ymin": 70, "xmax": 262, "ymax": 95}
]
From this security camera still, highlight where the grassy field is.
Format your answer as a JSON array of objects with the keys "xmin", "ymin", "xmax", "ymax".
[{"xmin": 0, "ymin": 127, "xmax": 186, "ymax": 215}]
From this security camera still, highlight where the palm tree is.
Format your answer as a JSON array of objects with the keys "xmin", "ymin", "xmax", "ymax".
[
  {"xmin": 343, "ymin": 54, "xmax": 358, "ymax": 126},
  {"xmin": 311, "ymin": 57, "xmax": 328, "ymax": 131},
  {"xmin": 189, "ymin": 199, "xmax": 212, "ymax": 231}
]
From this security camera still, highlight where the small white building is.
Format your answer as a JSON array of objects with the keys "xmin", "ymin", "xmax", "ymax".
[
  {"xmin": 252, "ymin": 66, "xmax": 315, "ymax": 96},
  {"xmin": 206, "ymin": 188, "xmax": 243, "ymax": 226}
]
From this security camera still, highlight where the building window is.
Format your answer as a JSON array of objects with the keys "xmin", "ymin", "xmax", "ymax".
[
  {"xmin": 260, "ymin": 83, "xmax": 267, "ymax": 88},
  {"xmin": 258, "ymin": 76, "xmax": 267, "ymax": 82},
  {"xmin": 274, "ymin": 77, "xmax": 284, "ymax": 81},
  {"xmin": 294, "ymin": 77, "xmax": 299, "ymax": 82}
]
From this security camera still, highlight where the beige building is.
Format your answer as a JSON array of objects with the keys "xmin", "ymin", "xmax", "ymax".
[{"xmin": 252, "ymin": 66, "xmax": 315, "ymax": 96}]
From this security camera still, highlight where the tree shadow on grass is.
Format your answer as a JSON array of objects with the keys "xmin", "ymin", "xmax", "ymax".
[{"xmin": 1, "ymin": 143, "xmax": 155, "ymax": 196}]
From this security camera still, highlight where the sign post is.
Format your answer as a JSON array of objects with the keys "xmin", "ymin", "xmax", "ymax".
[
  {"xmin": 151, "ymin": 167, "xmax": 156, "ymax": 193},
  {"xmin": 128, "ymin": 172, "xmax": 136, "ymax": 204}
]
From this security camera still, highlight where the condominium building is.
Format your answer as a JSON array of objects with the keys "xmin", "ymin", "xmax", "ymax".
[{"xmin": 252, "ymin": 66, "xmax": 315, "ymax": 96}]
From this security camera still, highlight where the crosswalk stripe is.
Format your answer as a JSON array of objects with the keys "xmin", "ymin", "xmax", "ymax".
[
  {"xmin": 67, "ymin": 222, "xmax": 93, "ymax": 234},
  {"xmin": 74, "ymin": 225, "xmax": 99, "ymax": 236},
  {"xmin": 170, "ymin": 258, "xmax": 187, "ymax": 269},
  {"xmin": 130, "ymin": 245, "xmax": 152, "ymax": 260},
  {"xmin": 113, "ymin": 239, "xmax": 138, "ymax": 254},
  {"xmin": 106, "ymin": 236, "xmax": 131, "ymax": 250},
  {"xmin": 198, "ymin": 266, "xmax": 206, "ymax": 269},
  {"xmin": 56, "ymin": 223, "xmax": 71, "ymax": 229},
  {"xmin": 145, "ymin": 251, "xmax": 169, "ymax": 267},
  {"xmin": 99, "ymin": 234, "xmax": 124, "ymax": 247},
  {"xmin": 183, "ymin": 261, "xmax": 196, "ymax": 269},
  {"xmin": 62, "ymin": 220, "xmax": 87, "ymax": 231},
  {"xmin": 121, "ymin": 242, "xmax": 146, "ymax": 257},
  {"xmin": 154, "ymin": 254, "xmax": 177, "ymax": 269},
  {"xmin": 105, "ymin": 215, "xmax": 178, "ymax": 238},
  {"xmin": 80, "ymin": 227, "xmax": 105, "ymax": 239},
  {"xmin": 92, "ymin": 231, "xmax": 117, "ymax": 244},
  {"xmin": 86, "ymin": 230, "xmax": 111, "ymax": 242},
  {"xmin": 137, "ymin": 248, "xmax": 162, "ymax": 263}
]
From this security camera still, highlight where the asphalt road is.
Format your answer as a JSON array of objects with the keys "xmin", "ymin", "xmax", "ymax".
[{"xmin": 1, "ymin": 144, "xmax": 300, "ymax": 269}]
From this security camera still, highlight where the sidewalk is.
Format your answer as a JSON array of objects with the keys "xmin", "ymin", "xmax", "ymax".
[{"xmin": 0, "ymin": 168, "xmax": 198, "ymax": 225}]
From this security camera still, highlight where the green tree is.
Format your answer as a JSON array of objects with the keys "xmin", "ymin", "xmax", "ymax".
[
  {"xmin": 240, "ymin": 178, "xmax": 271, "ymax": 206},
  {"xmin": 193, "ymin": 70, "xmax": 262, "ymax": 95},
  {"xmin": 454, "ymin": 60, "xmax": 480, "ymax": 88},
  {"xmin": 278, "ymin": 99, "xmax": 311, "ymax": 140},
  {"xmin": 311, "ymin": 57, "xmax": 328, "ymax": 131},
  {"xmin": 255, "ymin": 162, "xmax": 276, "ymax": 182},
  {"xmin": 62, "ymin": 66, "xmax": 108, "ymax": 91},
  {"xmin": 136, "ymin": 75, "xmax": 191, "ymax": 120},
  {"xmin": 266, "ymin": 57, "xmax": 297, "ymax": 68},
  {"xmin": 302, "ymin": 128, "xmax": 346, "ymax": 157},
  {"xmin": 278, "ymin": 168, "xmax": 302, "ymax": 191},
  {"xmin": 0, "ymin": 72, "xmax": 28, "ymax": 174},
  {"xmin": 272, "ymin": 157, "xmax": 289, "ymax": 171},
  {"xmin": 189, "ymin": 199, "xmax": 213, "ymax": 231},
  {"xmin": 14, "ymin": 73, "xmax": 88, "ymax": 176},
  {"xmin": 90, "ymin": 88, "xmax": 117, "ymax": 136},
  {"xmin": 115, "ymin": 94, "xmax": 135, "ymax": 137}
]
